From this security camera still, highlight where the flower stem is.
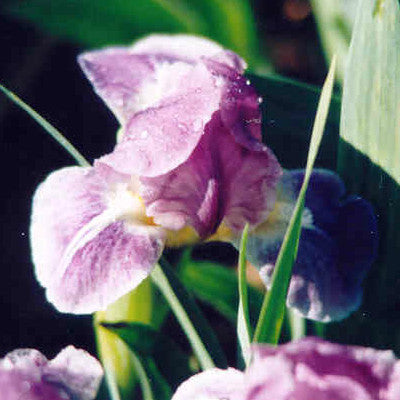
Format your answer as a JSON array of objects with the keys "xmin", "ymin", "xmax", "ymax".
[{"xmin": 151, "ymin": 263, "xmax": 216, "ymax": 370}]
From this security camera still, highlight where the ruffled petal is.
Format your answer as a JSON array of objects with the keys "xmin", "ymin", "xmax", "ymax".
[
  {"xmin": 131, "ymin": 34, "xmax": 246, "ymax": 71},
  {"xmin": 251, "ymin": 338, "xmax": 399, "ymax": 400},
  {"xmin": 99, "ymin": 62, "xmax": 224, "ymax": 177},
  {"xmin": 244, "ymin": 169, "xmax": 377, "ymax": 321},
  {"xmin": 45, "ymin": 346, "xmax": 103, "ymax": 400},
  {"xmin": 30, "ymin": 166, "xmax": 165, "ymax": 314},
  {"xmin": 140, "ymin": 114, "xmax": 281, "ymax": 237},
  {"xmin": 78, "ymin": 49, "xmax": 155, "ymax": 122},
  {"xmin": 0, "ymin": 347, "xmax": 102, "ymax": 400},
  {"xmin": 171, "ymin": 368, "xmax": 244, "ymax": 400}
]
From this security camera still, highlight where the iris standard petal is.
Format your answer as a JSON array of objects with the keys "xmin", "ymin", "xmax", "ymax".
[
  {"xmin": 244, "ymin": 169, "xmax": 377, "ymax": 321},
  {"xmin": 130, "ymin": 33, "xmax": 246, "ymax": 71},
  {"xmin": 99, "ymin": 62, "xmax": 223, "ymax": 177},
  {"xmin": 171, "ymin": 368, "xmax": 245, "ymax": 400},
  {"xmin": 78, "ymin": 49, "xmax": 155, "ymax": 122},
  {"xmin": 140, "ymin": 114, "xmax": 281, "ymax": 238},
  {"xmin": 30, "ymin": 166, "xmax": 165, "ymax": 314}
]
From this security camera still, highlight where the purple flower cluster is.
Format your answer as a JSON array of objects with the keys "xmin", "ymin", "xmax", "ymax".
[
  {"xmin": 172, "ymin": 338, "xmax": 400, "ymax": 400},
  {"xmin": 30, "ymin": 34, "xmax": 376, "ymax": 322}
]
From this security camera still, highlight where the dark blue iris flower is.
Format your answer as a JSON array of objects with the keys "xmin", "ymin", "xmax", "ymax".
[{"xmin": 245, "ymin": 169, "xmax": 378, "ymax": 322}]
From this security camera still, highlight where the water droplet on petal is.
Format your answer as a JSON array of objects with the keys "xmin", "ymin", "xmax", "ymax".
[
  {"xmin": 140, "ymin": 130, "xmax": 149, "ymax": 139},
  {"xmin": 214, "ymin": 77, "xmax": 224, "ymax": 88},
  {"xmin": 193, "ymin": 119, "xmax": 202, "ymax": 131},
  {"xmin": 258, "ymin": 97, "xmax": 263, "ymax": 104},
  {"xmin": 246, "ymin": 79, "xmax": 251, "ymax": 85}
]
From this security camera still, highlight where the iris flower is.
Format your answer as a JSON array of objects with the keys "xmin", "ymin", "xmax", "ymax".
[
  {"xmin": 240, "ymin": 169, "xmax": 378, "ymax": 321},
  {"xmin": 172, "ymin": 337, "xmax": 400, "ymax": 400},
  {"xmin": 30, "ymin": 35, "xmax": 281, "ymax": 313},
  {"xmin": 0, "ymin": 346, "xmax": 102, "ymax": 400}
]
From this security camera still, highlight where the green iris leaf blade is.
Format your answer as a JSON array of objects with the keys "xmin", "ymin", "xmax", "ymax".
[
  {"xmin": 151, "ymin": 259, "xmax": 227, "ymax": 370},
  {"xmin": 253, "ymin": 57, "xmax": 337, "ymax": 344}
]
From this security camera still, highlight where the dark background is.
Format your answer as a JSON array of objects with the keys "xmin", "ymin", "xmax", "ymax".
[{"xmin": 0, "ymin": 0, "xmax": 326, "ymax": 358}]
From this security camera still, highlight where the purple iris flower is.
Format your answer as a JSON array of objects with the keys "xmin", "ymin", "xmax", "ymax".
[
  {"xmin": 30, "ymin": 34, "xmax": 281, "ymax": 314},
  {"xmin": 0, "ymin": 346, "xmax": 102, "ymax": 400},
  {"xmin": 172, "ymin": 337, "xmax": 400, "ymax": 400},
  {"xmin": 241, "ymin": 169, "xmax": 378, "ymax": 321}
]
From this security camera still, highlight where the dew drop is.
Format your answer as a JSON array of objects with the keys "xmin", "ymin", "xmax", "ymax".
[
  {"xmin": 258, "ymin": 97, "xmax": 263, "ymax": 104},
  {"xmin": 246, "ymin": 79, "xmax": 251, "ymax": 85},
  {"xmin": 193, "ymin": 119, "xmax": 202, "ymax": 131},
  {"xmin": 214, "ymin": 76, "xmax": 224, "ymax": 88},
  {"xmin": 140, "ymin": 130, "xmax": 149, "ymax": 139}
]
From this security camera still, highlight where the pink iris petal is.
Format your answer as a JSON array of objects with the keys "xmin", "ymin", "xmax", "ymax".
[
  {"xmin": 130, "ymin": 33, "xmax": 246, "ymax": 71},
  {"xmin": 99, "ymin": 62, "xmax": 222, "ymax": 177},
  {"xmin": 79, "ymin": 34, "xmax": 281, "ymax": 238},
  {"xmin": 78, "ymin": 49, "xmax": 155, "ymax": 122},
  {"xmin": 0, "ymin": 347, "xmax": 102, "ymax": 400},
  {"xmin": 172, "ymin": 338, "xmax": 400, "ymax": 400},
  {"xmin": 140, "ymin": 114, "xmax": 281, "ymax": 237},
  {"xmin": 171, "ymin": 368, "xmax": 245, "ymax": 400},
  {"xmin": 30, "ymin": 165, "xmax": 165, "ymax": 314},
  {"xmin": 250, "ymin": 338, "xmax": 400, "ymax": 400}
]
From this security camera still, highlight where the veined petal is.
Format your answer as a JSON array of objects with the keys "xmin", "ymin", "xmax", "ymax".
[
  {"xmin": 171, "ymin": 368, "xmax": 244, "ymax": 400},
  {"xmin": 140, "ymin": 114, "xmax": 281, "ymax": 238},
  {"xmin": 244, "ymin": 169, "xmax": 377, "ymax": 321},
  {"xmin": 30, "ymin": 166, "xmax": 165, "ymax": 314}
]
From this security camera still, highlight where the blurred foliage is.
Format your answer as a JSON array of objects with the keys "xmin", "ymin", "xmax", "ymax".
[
  {"xmin": 1, "ymin": 0, "xmax": 268, "ymax": 70},
  {"xmin": 178, "ymin": 250, "xmax": 264, "ymax": 327},
  {"xmin": 310, "ymin": 0, "xmax": 357, "ymax": 82},
  {"xmin": 332, "ymin": 0, "xmax": 400, "ymax": 352}
]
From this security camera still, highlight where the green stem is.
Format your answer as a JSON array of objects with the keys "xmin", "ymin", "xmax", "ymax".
[
  {"xmin": 237, "ymin": 224, "xmax": 251, "ymax": 367},
  {"xmin": 0, "ymin": 84, "xmax": 89, "ymax": 167},
  {"xmin": 94, "ymin": 278, "xmax": 153, "ymax": 400},
  {"xmin": 287, "ymin": 308, "xmax": 306, "ymax": 340}
]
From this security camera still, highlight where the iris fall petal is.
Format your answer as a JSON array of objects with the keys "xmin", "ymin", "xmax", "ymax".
[
  {"xmin": 30, "ymin": 165, "xmax": 165, "ymax": 314},
  {"xmin": 244, "ymin": 169, "xmax": 377, "ymax": 321}
]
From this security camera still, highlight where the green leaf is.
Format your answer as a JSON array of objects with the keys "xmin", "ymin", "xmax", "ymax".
[
  {"xmin": 2, "ymin": 0, "xmax": 266, "ymax": 70},
  {"xmin": 237, "ymin": 224, "xmax": 251, "ymax": 367},
  {"xmin": 129, "ymin": 351, "xmax": 172, "ymax": 400},
  {"xmin": 151, "ymin": 259, "xmax": 227, "ymax": 370},
  {"xmin": 339, "ymin": 0, "xmax": 400, "ymax": 185},
  {"xmin": 253, "ymin": 57, "xmax": 337, "ymax": 344},
  {"xmin": 102, "ymin": 322, "xmax": 192, "ymax": 389},
  {"xmin": 3, "ymin": 0, "xmax": 205, "ymax": 47},
  {"xmin": 182, "ymin": 0, "xmax": 265, "ymax": 69},
  {"xmin": 177, "ymin": 253, "xmax": 264, "ymax": 326},
  {"xmin": 332, "ymin": 0, "xmax": 400, "ymax": 351},
  {"xmin": 247, "ymin": 73, "xmax": 341, "ymax": 170},
  {"xmin": 310, "ymin": 0, "xmax": 356, "ymax": 82},
  {"xmin": 0, "ymin": 84, "xmax": 89, "ymax": 167}
]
